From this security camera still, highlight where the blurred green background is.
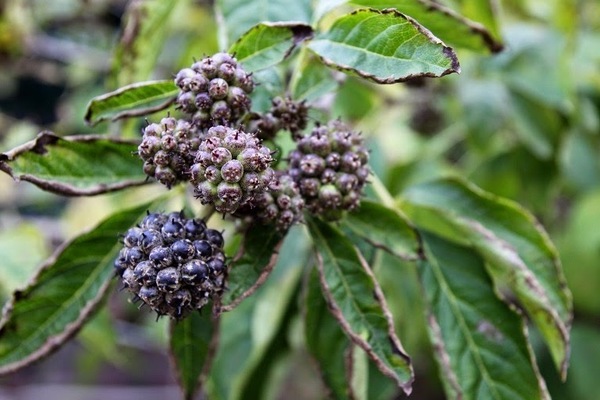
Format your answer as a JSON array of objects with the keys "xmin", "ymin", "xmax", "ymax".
[{"xmin": 0, "ymin": 0, "xmax": 599, "ymax": 399}]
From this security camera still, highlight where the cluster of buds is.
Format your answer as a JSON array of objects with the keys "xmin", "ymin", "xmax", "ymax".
[{"xmin": 123, "ymin": 52, "xmax": 372, "ymax": 319}]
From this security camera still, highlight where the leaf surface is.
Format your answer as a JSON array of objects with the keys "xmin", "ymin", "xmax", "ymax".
[
  {"xmin": 401, "ymin": 177, "xmax": 572, "ymax": 377},
  {"xmin": 419, "ymin": 232, "xmax": 549, "ymax": 399},
  {"xmin": 169, "ymin": 307, "xmax": 220, "ymax": 400},
  {"xmin": 307, "ymin": 216, "xmax": 414, "ymax": 394},
  {"xmin": 0, "ymin": 198, "xmax": 167, "ymax": 374},
  {"xmin": 290, "ymin": 50, "xmax": 338, "ymax": 101},
  {"xmin": 229, "ymin": 23, "xmax": 313, "ymax": 72},
  {"xmin": 216, "ymin": 0, "xmax": 312, "ymax": 47},
  {"xmin": 307, "ymin": 8, "xmax": 460, "ymax": 83},
  {"xmin": 219, "ymin": 224, "xmax": 285, "ymax": 311},
  {"xmin": 84, "ymin": 80, "xmax": 178, "ymax": 126},
  {"xmin": 209, "ymin": 228, "xmax": 305, "ymax": 400},
  {"xmin": 0, "ymin": 132, "xmax": 146, "ymax": 196},
  {"xmin": 305, "ymin": 267, "xmax": 354, "ymax": 400},
  {"xmin": 351, "ymin": 0, "xmax": 503, "ymax": 52},
  {"xmin": 343, "ymin": 200, "xmax": 421, "ymax": 260}
]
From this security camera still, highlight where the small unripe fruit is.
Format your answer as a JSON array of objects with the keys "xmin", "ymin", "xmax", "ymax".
[{"xmin": 288, "ymin": 120, "xmax": 370, "ymax": 220}]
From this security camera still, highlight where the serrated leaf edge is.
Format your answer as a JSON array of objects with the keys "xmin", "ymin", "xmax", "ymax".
[
  {"xmin": 218, "ymin": 234, "xmax": 285, "ymax": 313},
  {"xmin": 0, "ymin": 132, "xmax": 148, "ymax": 196},
  {"xmin": 168, "ymin": 307, "xmax": 221, "ymax": 400},
  {"xmin": 308, "ymin": 8, "xmax": 460, "ymax": 84},
  {"xmin": 0, "ymin": 232, "xmax": 118, "ymax": 375},
  {"xmin": 314, "ymin": 247, "xmax": 414, "ymax": 395}
]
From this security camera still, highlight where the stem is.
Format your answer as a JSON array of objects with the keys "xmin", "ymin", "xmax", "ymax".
[{"xmin": 370, "ymin": 172, "xmax": 395, "ymax": 209}]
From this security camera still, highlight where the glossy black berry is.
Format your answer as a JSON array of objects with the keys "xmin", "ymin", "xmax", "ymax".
[
  {"xmin": 193, "ymin": 240, "xmax": 213, "ymax": 258},
  {"xmin": 115, "ymin": 211, "xmax": 228, "ymax": 319}
]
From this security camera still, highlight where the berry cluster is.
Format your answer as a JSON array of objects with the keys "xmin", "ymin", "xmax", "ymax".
[
  {"xmin": 237, "ymin": 171, "xmax": 304, "ymax": 232},
  {"xmin": 124, "ymin": 52, "xmax": 372, "ymax": 319},
  {"xmin": 288, "ymin": 120, "xmax": 369, "ymax": 220},
  {"xmin": 190, "ymin": 125, "xmax": 275, "ymax": 214},
  {"xmin": 175, "ymin": 52, "xmax": 253, "ymax": 128},
  {"xmin": 138, "ymin": 117, "xmax": 200, "ymax": 188},
  {"xmin": 114, "ymin": 211, "xmax": 226, "ymax": 319},
  {"xmin": 247, "ymin": 96, "xmax": 309, "ymax": 140}
]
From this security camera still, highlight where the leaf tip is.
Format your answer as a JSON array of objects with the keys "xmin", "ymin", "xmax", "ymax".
[{"xmin": 442, "ymin": 46, "xmax": 461, "ymax": 75}]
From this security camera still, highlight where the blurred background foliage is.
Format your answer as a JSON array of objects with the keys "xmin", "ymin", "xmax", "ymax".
[{"xmin": 0, "ymin": 0, "xmax": 599, "ymax": 399}]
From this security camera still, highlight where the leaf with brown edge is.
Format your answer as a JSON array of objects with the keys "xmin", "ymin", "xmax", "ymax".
[
  {"xmin": 84, "ymin": 80, "xmax": 178, "ymax": 126},
  {"xmin": 307, "ymin": 8, "xmax": 460, "ymax": 84},
  {"xmin": 229, "ymin": 22, "xmax": 313, "ymax": 72},
  {"xmin": 218, "ymin": 224, "xmax": 285, "ymax": 312},
  {"xmin": 304, "ymin": 267, "xmax": 354, "ymax": 400},
  {"xmin": 307, "ymin": 216, "xmax": 414, "ymax": 395},
  {"xmin": 401, "ymin": 177, "xmax": 572, "ymax": 379},
  {"xmin": 418, "ymin": 232, "xmax": 550, "ymax": 399},
  {"xmin": 0, "ymin": 196, "xmax": 168, "ymax": 375},
  {"xmin": 0, "ymin": 132, "xmax": 147, "ymax": 196},
  {"xmin": 169, "ymin": 303, "xmax": 220, "ymax": 400},
  {"xmin": 351, "ymin": 0, "xmax": 504, "ymax": 53},
  {"xmin": 343, "ymin": 200, "xmax": 422, "ymax": 261}
]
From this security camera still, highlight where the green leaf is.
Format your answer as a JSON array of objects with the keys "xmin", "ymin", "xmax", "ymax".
[
  {"xmin": 350, "ymin": 0, "xmax": 503, "ymax": 53},
  {"xmin": 307, "ymin": 8, "xmax": 460, "ymax": 84},
  {"xmin": 219, "ymin": 224, "xmax": 285, "ymax": 311},
  {"xmin": 84, "ymin": 80, "xmax": 178, "ymax": 126},
  {"xmin": 400, "ymin": 177, "xmax": 572, "ymax": 378},
  {"xmin": 169, "ymin": 307, "xmax": 220, "ymax": 400},
  {"xmin": 0, "ymin": 224, "xmax": 49, "ymax": 298},
  {"xmin": 458, "ymin": 0, "xmax": 502, "ymax": 40},
  {"xmin": 216, "ymin": 0, "xmax": 312, "ymax": 48},
  {"xmin": 111, "ymin": 0, "xmax": 180, "ymax": 86},
  {"xmin": 229, "ymin": 23, "xmax": 313, "ymax": 73},
  {"xmin": 209, "ymin": 228, "xmax": 305, "ymax": 400},
  {"xmin": 343, "ymin": 200, "xmax": 421, "ymax": 260},
  {"xmin": 307, "ymin": 216, "xmax": 414, "ymax": 395},
  {"xmin": 305, "ymin": 267, "xmax": 354, "ymax": 400},
  {"xmin": 0, "ymin": 132, "xmax": 147, "ymax": 196},
  {"xmin": 0, "ymin": 197, "xmax": 168, "ymax": 374},
  {"xmin": 249, "ymin": 67, "xmax": 286, "ymax": 112},
  {"xmin": 419, "ymin": 232, "xmax": 549, "ymax": 400},
  {"xmin": 509, "ymin": 91, "xmax": 559, "ymax": 159},
  {"xmin": 290, "ymin": 50, "xmax": 338, "ymax": 101}
]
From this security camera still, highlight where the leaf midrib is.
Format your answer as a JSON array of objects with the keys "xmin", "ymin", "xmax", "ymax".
[
  {"xmin": 0, "ymin": 238, "xmax": 117, "ymax": 365},
  {"xmin": 428, "ymin": 256, "xmax": 503, "ymax": 400}
]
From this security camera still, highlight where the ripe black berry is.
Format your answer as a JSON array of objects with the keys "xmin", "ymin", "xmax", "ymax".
[{"xmin": 115, "ymin": 211, "xmax": 228, "ymax": 319}]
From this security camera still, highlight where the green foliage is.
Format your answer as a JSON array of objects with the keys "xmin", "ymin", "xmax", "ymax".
[
  {"xmin": 169, "ymin": 307, "xmax": 219, "ymax": 400},
  {"xmin": 84, "ymin": 80, "xmax": 178, "ymax": 126},
  {"xmin": 419, "ymin": 232, "xmax": 548, "ymax": 400},
  {"xmin": 2, "ymin": 0, "xmax": 594, "ymax": 399},
  {"xmin": 307, "ymin": 9, "xmax": 460, "ymax": 83},
  {"xmin": 0, "ymin": 197, "xmax": 167, "ymax": 374},
  {"xmin": 0, "ymin": 132, "xmax": 147, "ymax": 196}
]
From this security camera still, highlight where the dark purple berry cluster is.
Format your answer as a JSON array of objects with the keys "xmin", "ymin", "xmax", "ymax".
[
  {"xmin": 190, "ymin": 125, "xmax": 274, "ymax": 214},
  {"xmin": 114, "ymin": 211, "xmax": 226, "ymax": 319},
  {"xmin": 237, "ymin": 171, "xmax": 304, "ymax": 232},
  {"xmin": 175, "ymin": 52, "xmax": 253, "ymax": 128},
  {"xmin": 288, "ymin": 120, "xmax": 369, "ymax": 220},
  {"xmin": 247, "ymin": 96, "xmax": 309, "ymax": 140},
  {"xmin": 138, "ymin": 117, "xmax": 200, "ymax": 188}
]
